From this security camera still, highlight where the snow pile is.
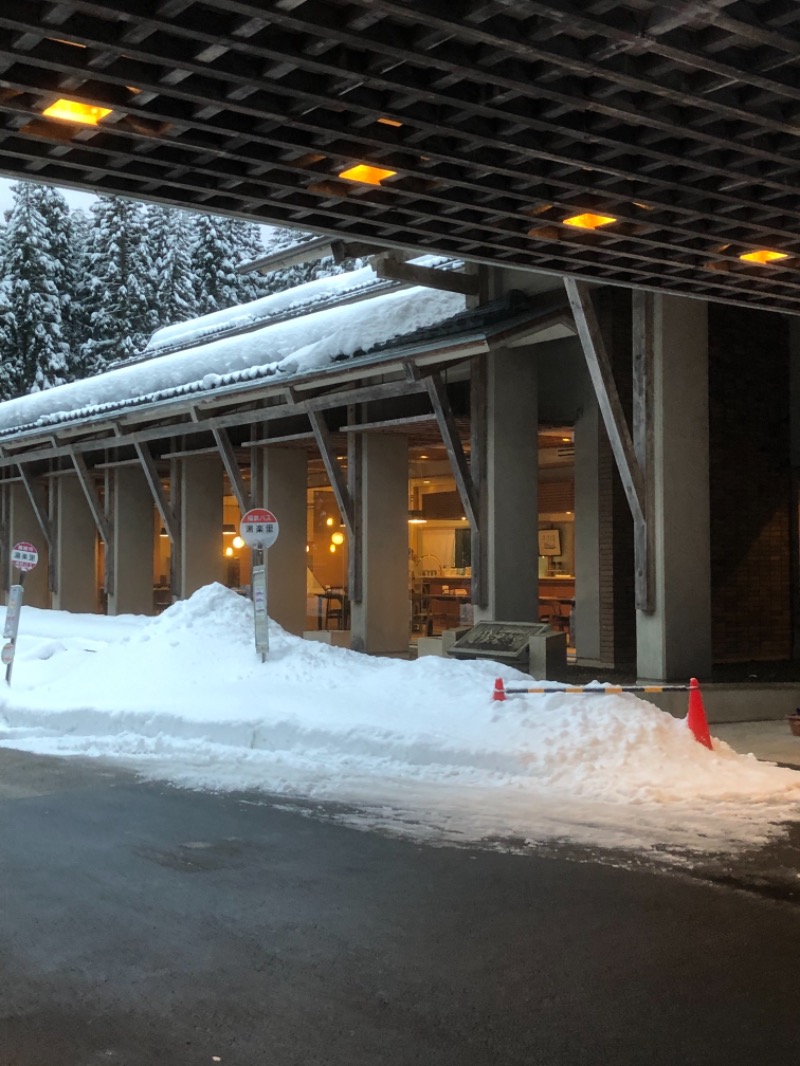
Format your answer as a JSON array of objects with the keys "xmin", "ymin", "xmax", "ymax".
[{"xmin": 2, "ymin": 585, "xmax": 800, "ymax": 856}]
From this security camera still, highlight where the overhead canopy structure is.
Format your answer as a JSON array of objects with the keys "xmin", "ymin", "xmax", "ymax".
[{"xmin": 2, "ymin": 1, "xmax": 800, "ymax": 313}]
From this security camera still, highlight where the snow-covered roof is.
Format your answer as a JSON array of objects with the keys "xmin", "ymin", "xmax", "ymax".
[
  {"xmin": 131, "ymin": 254, "xmax": 459, "ymax": 362},
  {"xmin": 0, "ymin": 267, "xmax": 467, "ymax": 440}
]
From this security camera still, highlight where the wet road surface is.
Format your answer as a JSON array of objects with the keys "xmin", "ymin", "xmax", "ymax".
[{"xmin": 1, "ymin": 747, "xmax": 799, "ymax": 1065}]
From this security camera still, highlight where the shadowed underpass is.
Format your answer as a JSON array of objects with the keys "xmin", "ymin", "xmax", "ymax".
[{"xmin": 1, "ymin": 747, "xmax": 800, "ymax": 1066}]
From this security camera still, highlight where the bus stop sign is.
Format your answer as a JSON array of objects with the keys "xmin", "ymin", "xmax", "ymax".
[
  {"xmin": 239, "ymin": 508, "xmax": 279, "ymax": 549},
  {"xmin": 11, "ymin": 542, "xmax": 38, "ymax": 572}
]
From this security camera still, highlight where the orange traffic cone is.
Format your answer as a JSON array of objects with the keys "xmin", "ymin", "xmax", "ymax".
[
  {"xmin": 686, "ymin": 677, "xmax": 713, "ymax": 750},
  {"xmin": 492, "ymin": 677, "xmax": 506, "ymax": 702}
]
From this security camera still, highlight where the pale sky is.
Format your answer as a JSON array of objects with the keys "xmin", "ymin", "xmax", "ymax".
[{"xmin": 0, "ymin": 175, "xmax": 97, "ymax": 216}]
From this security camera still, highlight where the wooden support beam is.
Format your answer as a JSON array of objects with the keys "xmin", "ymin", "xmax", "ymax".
[
  {"xmin": 0, "ymin": 484, "xmax": 8, "ymax": 594},
  {"xmin": 632, "ymin": 290, "xmax": 656, "ymax": 612},
  {"xmin": 17, "ymin": 462, "xmax": 57, "ymax": 594},
  {"xmin": 565, "ymin": 279, "xmax": 645, "ymax": 528},
  {"xmin": 331, "ymin": 239, "xmax": 390, "ymax": 264},
  {"xmin": 469, "ymin": 354, "xmax": 489, "ymax": 608},
  {"xmin": 68, "ymin": 448, "xmax": 112, "ymax": 546},
  {"xmin": 68, "ymin": 447, "xmax": 114, "ymax": 597},
  {"xmin": 308, "ymin": 411, "xmax": 355, "ymax": 538},
  {"xmin": 340, "ymin": 413, "xmax": 436, "ymax": 434},
  {"xmin": 134, "ymin": 442, "xmax": 178, "ymax": 544},
  {"xmin": 347, "ymin": 405, "xmax": 363, "ymax": 605},
  {"xmin": 17, "ymin": 464, "xmax": 52, "ymax": 549},
  {"xmin": 210, "ymin": 424, "xmax": 251, "ymax": 514},
  {"xmin": 372, "ymin": 253, "xmax": 480, "ymax": 296},
  {"xmin": 425, "ymin": 372, "xmax": 479, "ymax": 530}
]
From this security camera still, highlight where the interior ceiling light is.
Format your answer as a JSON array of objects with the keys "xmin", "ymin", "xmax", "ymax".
[
  {"xmin": 339, "ymin": 163, "xmax": 397, "ymax": 185},
  {"xmin": 331, "ymin": 531, "xmax": 345, "ymax": 545},
  {"xmin": 41, "ymin": 98, "xmax": 112, "ymax": 125},
  {"xmin": 377, "ymin": 117, "xmax": 403, "ymax": 127},
  {"xmin": 562, "ymin": 213, "xmax": 617, "ymax": 230},
  {"xmin": 738, "ymin": 249, "xmax": 789, "ymax": 264}
]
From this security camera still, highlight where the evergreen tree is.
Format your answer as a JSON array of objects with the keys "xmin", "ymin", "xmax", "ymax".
[
  {"xmin": 146, "ymin": 204, "xmax": 198, "ymax": 331},
  {"xmin": 258, "ymin": 226, "xmax": 364, "ymax": 295},
  {"xmin": 67, "ymin": 208, "xmax": 94, "ymax": 376},
  {"xmin": 189, "ymin": 213, "xmax": 243, "ymax": 316},
  {"xmin": 0, "ymin": 182, "xmax": 69, "ymax": 398},
  {"xmin": 79, "ymin": 195, "xmax": 153, "ymax": 371},
  {"xmin": 37, "ymin": 184, "xmax": 78, "ymax": 357},
  {"xmin": 229, "ymin": 218, "xmax": 267, "ymax": 304}
]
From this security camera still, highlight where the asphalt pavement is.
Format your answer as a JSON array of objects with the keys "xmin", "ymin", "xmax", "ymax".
[{"xmin": 2, "ymin": 746, "xmax": 800, "ymax": 1066}]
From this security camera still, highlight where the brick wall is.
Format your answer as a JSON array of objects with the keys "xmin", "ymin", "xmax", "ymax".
[{"xmin": 708, "ymin": 305, "xmax": 792, "ymax": 662}]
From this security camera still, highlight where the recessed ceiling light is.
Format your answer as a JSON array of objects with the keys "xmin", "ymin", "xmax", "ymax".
[
  {"xmin": 562, "ymin": 213, "xmax": 617, "ymax": 230},
  {"xmin": 377, "ymin": 117, "xmax": 403, "ymax": 128},
  {"xmin": 738, "ymin": 249, "xmax": 789, "ymax": 264},
  {"xmin": 339, "ymin": 163, "xmax": 397, "ymax": 185},
  {"xmin": 42, "ymin": 98, "xmax": 112, "ymax": 125}
]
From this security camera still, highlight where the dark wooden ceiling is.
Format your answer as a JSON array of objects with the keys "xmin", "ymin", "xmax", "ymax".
[{"xmin": 4, "ymin": 1, "xmax": 800, "ymax": 312}]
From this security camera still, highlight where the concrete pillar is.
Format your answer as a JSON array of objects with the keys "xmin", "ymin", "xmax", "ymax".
[
  {"xmin": 474, "ymin": 346, "xmax": 539, "ymax": 623},
  {"xmin": 108, "ymin": 466, "xmax": 154, "ymax": 616},
  {"xmin": 636, "ymin": 295, "xmax": 712, "ymax": 681},
  {"xmin": 260, "ymin": 447, "xmax": 307, "ymax": 635},
  {"xmin": 180, "ymin": 455, "xmax": 224, "ymax": 597},
  {"xmin": 574, "ymin": 400, "xmax": 602, "ymax": 662},
  {"xmin": 350, "ymin": 434, "xmax": 408, "ymax": 655},
  {"xmin": 7, "ymin": 483, "xmax": 51, "ymax": 609},
  {"xmin": 53, "ymin": 476, "xmax": 97, "ymax": 614}
]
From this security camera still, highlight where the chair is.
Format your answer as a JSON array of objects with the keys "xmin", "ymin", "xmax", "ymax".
[
  {"xmin": 324, "ymin": 588, "xmax": 349, "ymax": 629},
  {"xmin": 548, "ymin": 603, "xmax": 571, "ymax": 644}
]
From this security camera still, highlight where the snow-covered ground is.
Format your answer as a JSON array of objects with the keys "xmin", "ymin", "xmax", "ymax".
[{"xmin": 2, "ymin": 584, "xmax": 800, "ymax": 860}]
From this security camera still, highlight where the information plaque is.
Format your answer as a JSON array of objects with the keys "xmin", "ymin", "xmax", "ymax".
[{"xmin": 447, "ymin": 621, "xmax": 552, "ymax": 664}]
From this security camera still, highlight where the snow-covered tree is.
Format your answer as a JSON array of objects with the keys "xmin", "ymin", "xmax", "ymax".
[
  {"xmin": 257, "ymin": 225, "xmax": 364, "ymax": 295},
  {"xmin": 146, "ymin": 204, "xmax": 198, "ymax": 331},
  {"xmin": 37, "ymin": 184, "xmax": 79, "ymax": 357},
  {"xmin": 0, "ymin": 182, "xmax": 70, "ymax": 398},
  {"xmin": 189, "ymin": 213, "xmax": 244, "ymax": 316},
  {"xmin": 78, "ymin": 195, "xmax": 153, "ymax": 371}
]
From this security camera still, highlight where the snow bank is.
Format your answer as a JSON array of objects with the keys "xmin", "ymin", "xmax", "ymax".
[{"xmin": 2, "ymin": 585, "xmax": 800, "ymax": 856}]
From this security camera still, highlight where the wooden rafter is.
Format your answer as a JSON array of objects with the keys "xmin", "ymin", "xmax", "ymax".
[
  {"xmin": 424, "ymin": 372, "xmax": 479, "ymax": 531},
  {"xmin": 211, "ymin": 424, "xmax": 251, "ymax": 515},
  {"xmin": 68, "ymin": 446, "xmax": 114, "ymax": 596},
  {"xmin": 308, "ymin": 411, "xmax": 355, "ymax": 538},
  {"xmin": 0, "ymin": 2, "xmax": 800, "ymax": 311}
]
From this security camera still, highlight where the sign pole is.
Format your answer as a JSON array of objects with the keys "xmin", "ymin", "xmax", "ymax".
[
  {"xmin": 239, "ymin": 509, "xmax": 279, "ymax": 662},
  {"xmin": 4, "ymin": 541, "xmax": 39, "ymax": 686}
]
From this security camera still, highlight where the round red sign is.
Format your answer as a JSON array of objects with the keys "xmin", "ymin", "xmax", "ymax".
[
  {"xmin": 11, "ymin": 541, "xmax": 39, "ymax": 572},
  {"xmin": 239, "ymin": 508, "xmax": 279, "ymax": 549}
]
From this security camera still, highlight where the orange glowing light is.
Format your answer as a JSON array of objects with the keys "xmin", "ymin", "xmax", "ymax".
[
  {"xmin": 42, "ymin": 99, "xmax": 112, "ymax": 125},
  {"xmin": 562, "ymin": 213, "xmax": 617, "ymax": 230},
  {"xmin": 339, "ymin": 163, "xmax": 397, "ymax": 185},
  {"xmin": 738, "ymin": 249, "xmax": 789, "ymax": 264}
]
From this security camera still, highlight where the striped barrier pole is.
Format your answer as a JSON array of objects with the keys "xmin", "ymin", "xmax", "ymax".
[{"xmin": 491, "ymin": 676, "xmax": 713, "ymax": 749}]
